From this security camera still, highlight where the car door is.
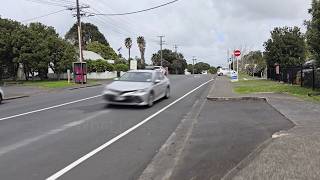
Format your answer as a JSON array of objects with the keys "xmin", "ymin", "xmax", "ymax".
[{"xmin": 153, "ymin": 72, "xmax": 165, "ymax": 99}]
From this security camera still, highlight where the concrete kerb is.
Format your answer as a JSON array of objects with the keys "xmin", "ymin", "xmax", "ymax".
[
  {"xmin": 221, "ymin": 138, "xmax": 274, "ymax": 180},
  {"xmin": 207, "ymin": 96, "xmax": 267, "ymax": 102},
  {"xmin": 4, "ymin": 95, "xmax": 30, "ymax": 101},
  {"xmin": 68, "ymin": 83, "xmax": 103, "ymax": 90}
]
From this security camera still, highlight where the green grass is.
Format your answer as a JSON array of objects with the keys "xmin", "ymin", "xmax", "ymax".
[
  {"xmin": 22, "ymin": 81, "xmax": 77, "ymax": 88},
  {"xmin": 19, "ymin": 80, "xmax": 102, "ymax": 89},
  {"xmin": 233, "ymin": 79, "xmax": 320, "ymax": 102}
]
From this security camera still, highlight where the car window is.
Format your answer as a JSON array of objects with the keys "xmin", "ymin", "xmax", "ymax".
[
  {"xmin": 119, "ymin": 72, "xmax": 152, "ymax": 82},
  {"xmin": 155, "ymin": 72, "xmax": 163, "ymax": 80}
]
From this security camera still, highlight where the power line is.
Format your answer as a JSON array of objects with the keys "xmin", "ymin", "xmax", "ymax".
[
  {"xmin": 90, "ymin": 0, "xmax": 179, "ymax": 16},
  {"xmin": 21, "ymin": 9, "xmax": 67, "ymax": 22}
]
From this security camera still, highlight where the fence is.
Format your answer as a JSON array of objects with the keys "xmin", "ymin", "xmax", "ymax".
[{"xmin": 267, "ymin": 65, "xmax": 320, "ymax": 90}]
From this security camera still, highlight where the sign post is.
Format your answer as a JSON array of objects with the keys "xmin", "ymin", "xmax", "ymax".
[{"xmin": 231, "ymin": 50, "xmax": 241, "ymax": 82}]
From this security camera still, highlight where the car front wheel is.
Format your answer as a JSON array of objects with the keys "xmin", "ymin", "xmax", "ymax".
[
  {"xmin": 165, "ymin": 87, "xmax": 170, "ymax": 99},
  {"xmin": 147, "ymin": 93, "xmax": 154, "ymax": 107}
]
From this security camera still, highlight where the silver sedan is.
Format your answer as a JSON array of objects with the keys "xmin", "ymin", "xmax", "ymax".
[{"xmin": 102, "ymin": 70, "xmax": 170, "ymax": 107}]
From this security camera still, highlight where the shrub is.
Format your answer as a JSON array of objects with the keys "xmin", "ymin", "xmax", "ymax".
[{"xmin": 114, "ymin": 64, "xmax": 129, "ymax": 72}]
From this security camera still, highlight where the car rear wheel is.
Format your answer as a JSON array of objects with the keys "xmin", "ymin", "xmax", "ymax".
[
  {"xmin": 0, "ymin": 94, "xmax": 2, "ymax": 104},
  {"xmin": 147, "ymin": 93, "xmax": 154, "ymax": 107}
]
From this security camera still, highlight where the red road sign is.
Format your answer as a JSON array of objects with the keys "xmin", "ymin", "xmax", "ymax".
[{"xmin": 234, "ymin": 50, "xmax": 241, "ymax": 57}]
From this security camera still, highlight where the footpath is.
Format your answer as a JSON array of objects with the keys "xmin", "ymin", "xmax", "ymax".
[
  {"xmin": 213, "ymin": 76, "xmax": 320, "ymax": 180},
  {"xmin": 140, "ymin": 76, "xmax": 312, "ymax": 180}
]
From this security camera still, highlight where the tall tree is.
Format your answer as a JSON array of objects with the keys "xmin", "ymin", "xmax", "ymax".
[
  {"xmin": 264, "ymin": 27, "xmax": 306, "ymax": 67},
  {"xmin": 151, "ymin": 49, "xmax": 187, "ymax": 74},
  {"xmin": 137, "ymin": 36, "xmax": 146, "ymax": 65},
  {"xmin": 65, "ymin": 23, "xmax": 109, "ymax": 47},
  {"xmin": 306, "ymin": 0, "xmax": 320, "ymax": 66},
  {"xmin": 0, "ymin": 17, "xmax": 22, "ymax": 80},
  {"xmin": 47, "ymin": 37, "xmax": 76, "ymax": 80},
  {"xmin": 125, "ymin": 37, "xmax": 132, "ymax": 61}
]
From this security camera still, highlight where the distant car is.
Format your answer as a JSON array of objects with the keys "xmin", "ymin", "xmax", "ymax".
[
  {"xmin": 217, "ymin": 67, "xmax": 230, "ymax": 76},
  {"xmin": 0, "ymin": 87, "xmax": 4, "ymax": 104},
  {"xmin": 145, "ymin": 66, "xmax": 168, "ymax": 76},
  {"xmin": 103, "ymin": 70, "xmax": 170, "ymax": 107}
]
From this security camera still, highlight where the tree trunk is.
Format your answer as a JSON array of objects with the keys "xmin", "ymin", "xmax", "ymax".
[
  {"xmin": 141, "ymin": 50, "xmax": 145, "ymax": 65},
  {"xmin": 129, "ymin": 48, "xmax": 131, "ymax": 68}
]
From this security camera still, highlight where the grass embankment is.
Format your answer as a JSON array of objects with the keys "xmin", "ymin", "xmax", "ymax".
[
  {"xmin": 3, "ymin": 79, "xmax": 104, "ymax": 89},
  {"xmin": 233, "ymin": 79, "xmax": 320, "ymax": 102}
]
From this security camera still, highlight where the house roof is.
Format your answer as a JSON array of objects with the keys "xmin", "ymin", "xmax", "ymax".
[{"xmin": 83, "ymin": 50, "xmax": 104, "ymax": 61}]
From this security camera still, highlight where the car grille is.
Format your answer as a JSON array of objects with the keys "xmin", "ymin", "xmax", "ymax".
[{"xmin": 104, "ymin": 94, "xmax": 143, "ymax": 103}]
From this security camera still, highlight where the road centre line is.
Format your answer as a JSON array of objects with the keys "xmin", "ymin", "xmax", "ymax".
[
  {"xmin": 46, "ymin": 79, "xmax": 214, "ymax": 180},
  {"xmin": 0, "ymin": 95, "xmax": 102, "ymax": 122}
]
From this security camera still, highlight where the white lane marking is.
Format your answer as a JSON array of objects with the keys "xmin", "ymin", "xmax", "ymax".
[
  {"xmin": 0, "ymin": 111, "xmax": 109, "ymax": 157},
  {"xmin": 0, "ymin": 95, "xmax": 102, "ymax": 122},
  {"xmin": 0, "ymin": 111, "xmax": 109, "ymax": 156},
  {"xmin": 46, "ymin": 79, "xmax": 213, "ymax": 180}
]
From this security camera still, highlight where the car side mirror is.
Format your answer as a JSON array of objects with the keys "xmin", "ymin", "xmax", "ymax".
[{"xmin": 154, "ymin": 79, "xmax": 161, "ymax": 84}]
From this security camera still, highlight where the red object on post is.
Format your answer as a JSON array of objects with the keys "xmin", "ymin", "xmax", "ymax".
[{"xmin": 234, "ymin": 50, "xmax": 241, "ymax": 57}]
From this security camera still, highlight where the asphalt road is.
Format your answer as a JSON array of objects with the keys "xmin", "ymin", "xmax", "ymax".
[{"xmin": 0, "ymin": 75, "xmax": 214, "ymax": 180}]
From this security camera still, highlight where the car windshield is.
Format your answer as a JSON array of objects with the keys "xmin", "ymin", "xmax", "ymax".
[{"xmin": 119, "ymin": 72, "xmax": 152, "ymax": 82}]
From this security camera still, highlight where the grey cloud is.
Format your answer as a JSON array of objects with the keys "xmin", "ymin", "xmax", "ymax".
[{"xmin": 1, "ymin": 0, "xmax": 311, "ymax": 66}]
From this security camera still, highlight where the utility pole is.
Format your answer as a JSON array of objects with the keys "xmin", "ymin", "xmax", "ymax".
[
  {"xmin": 76, "ymin": 0, "xmax": 83, "ymax": 63},
  {"xmin": 192, "ymin": 56, "xmax": 196, "ymax": 75},
  {"xmin": 174, "ymin": 44, "xmax": 178, "ymax": 59},
  {"xmin": 174, "ymin": 44, "xmax": 178, "ymax": 54},
  {"xmin": 158, "ymin": 36, "xmax": 165, "ymax": 67}
]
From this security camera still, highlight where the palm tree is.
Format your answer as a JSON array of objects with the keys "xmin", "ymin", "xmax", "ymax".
[
  {"xmin": 125, "ymin": 37, "xmax": 132, "ymax": 62},
  {"xmin": 137, "ymin": 36, "xmax": 146, "ymax": 65}
]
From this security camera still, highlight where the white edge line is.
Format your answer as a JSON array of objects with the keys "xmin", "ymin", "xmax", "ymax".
[
  {"xmin": 46, "ymin": 79, "xmax": 213, "ymax": 180},
  {"xmin": 0, "ymin": 95, "xmax": 102, "ymax": 121}
]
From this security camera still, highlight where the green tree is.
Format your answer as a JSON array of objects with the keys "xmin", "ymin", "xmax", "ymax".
[
  {"xmin": 86, "ymin": 41, "xmax": 118, "ymax": 60},
  {"xmin": 65, "ymin": 23, "xmax": 109, "ymax": 47},
  {"xmin": 0, "ymin": 17, "xmax": 22, "ymax": 80},
  {"xmin": 208, "ymin": 67, "xmax": 217, "ymax": 74},
  {"xmin": 47, "ymin": 37, "xmax": 76, "ymax": 79},
  {"xmin": 306, "ymin": 0, "xmax": 320, "ymax": 66},
  {"xmin": 151, "ymin": 49, "xmax": 187, "ymax": 74},
  {"xmin": 194, "ymin": 62, "xmax": 210, "ymax": 74},
  {"xmin": 13, "ymin": 23, "xmax": 59, "ymax": 80},
  {"xmin": 264, "ymin": 27, "xmax": 306, "ymax": 67},
  {"xmin": 241, "ymin": 51, "xmax": 266, "ymax": 75},
  {"xmin": 137, "ymin": 36, "xmax": 146, "ymax": 65}
]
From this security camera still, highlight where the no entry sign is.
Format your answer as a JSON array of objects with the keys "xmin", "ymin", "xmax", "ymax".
[{"xmin": 234, "ymin": 50, "xmax": 241, "ymax": 57}]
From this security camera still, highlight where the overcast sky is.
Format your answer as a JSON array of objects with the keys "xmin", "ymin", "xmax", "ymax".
[{"xmin": 0, "ymin": 0, "xmax": 311, "ymax": 66}]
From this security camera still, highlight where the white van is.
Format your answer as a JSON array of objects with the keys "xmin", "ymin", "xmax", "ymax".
[{"xmin": 217, "ymin": 67, "xmax": 230, "ymax": 76}]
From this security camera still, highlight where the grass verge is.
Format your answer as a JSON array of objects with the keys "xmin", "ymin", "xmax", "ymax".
[
  {"xmin": 233, "ymin": 79, "xmax": 320, "ymax": 102},
  {"xmin": 17, "ymin": 80, "xmax": 104, "ymax": 89}
]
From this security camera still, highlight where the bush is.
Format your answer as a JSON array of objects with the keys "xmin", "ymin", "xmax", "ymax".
[
  {"xmin": 114, "ymin": 64, "xmax": 129, "ymax": 72},
  {"xmin": 86, "ymin": 60, "xmax": 114, "ymax": 73}
]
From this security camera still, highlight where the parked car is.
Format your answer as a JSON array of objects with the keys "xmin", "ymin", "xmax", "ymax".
[
  {"xmin": 102, "ymin": 70, "xmax": 170, "ymax": 107},
  {"xmin": 217, "ymin": 67, "xmax": 230, "ymax": 76},
  {"xmin": 0, "ymin": 87, "xmax": 4, "ymax": 104}
]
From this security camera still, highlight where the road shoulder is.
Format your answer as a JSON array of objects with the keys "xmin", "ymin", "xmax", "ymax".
[{"xmin": 216, "ymin": 77, "xmax": 320, "ymax": 180}]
